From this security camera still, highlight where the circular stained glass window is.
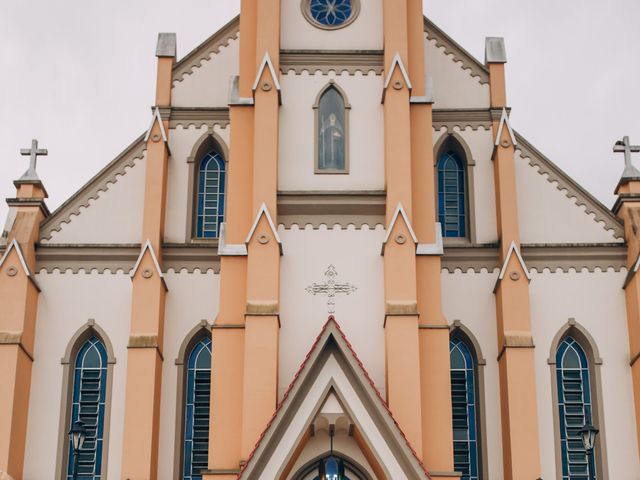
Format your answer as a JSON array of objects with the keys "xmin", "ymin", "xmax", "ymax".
[{"xmin": 303, "ymin": 0, "xmax": 360, "ymax": 30}]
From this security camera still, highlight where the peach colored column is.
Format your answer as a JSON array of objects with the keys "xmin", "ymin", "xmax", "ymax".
[
  {"xmin": 120, "ymin": 34, "xmax": 174, "ymax": 480},
  {"xmin": 381, "ymin": 0, "xmax": 423, "ymax": 454},
  {"xmin": 615, "ymin": 180, "xmax": 640, "ymax": 458},
  {"xmin": 0, "ymin": 180, "xmax": 47, "ymax": 479},
  {"xmin": 487, "ymin": 38, "xmax": 542, "ymax": 480},
  {"xmin": 407, "ymin": 1, "xmax": 456, "ymax": 476},
  {"xmin": 205, "ymin": 1, "xmax": 257, "ymax": 477},
  {"xmin": 239, "ymin": 0, "xmax": 281, "ymax": 462}
]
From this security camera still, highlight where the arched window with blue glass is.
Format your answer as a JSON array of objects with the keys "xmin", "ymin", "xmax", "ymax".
[
  {"xmin": 195, "ymin": 144, "xmax": 226, "ymax": 239},
  {"xmin": 556, "ymin": 337, "xmax": 598, "ymax": 480},
  {"xmin": 66, "ymin": 336, "xmax": 108, "ymax": 480},
  {"xmin": 450, "ymin": 333, "xmax": 481, "ymax": 480},
  {"xmin": 182, "ymin": 336, "xmax": 212, "ymax": 480},
  {"xmin": 314, "ymin": 83, "xmax": 350, "ymax": 174}
]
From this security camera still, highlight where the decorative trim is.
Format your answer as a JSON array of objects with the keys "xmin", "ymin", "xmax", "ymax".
[
  {"xmin": 423, "ymin": 17, "xmax": 490, "ymax": 85},
  {"xmin": 0, "ymin": 332, "xmax": 34, "ymax": 361},
  {"xmin": 385, "ymin": 301, "xmax": 419, "ymax": 316},
  {"xmin": 246, "ymin": 203, "xmax": 283, "ymax": 254},
  {"xmin": 39, "ymin": 135, "xmax": 146, "ymax": 242},
  {"xmin": 382, "ymin": 203, "xmax": 418, "ymax": 254},
  {"xmin": 416, "ymin": 224, "xmax": 444, "ymax": 256},
  {"xmin": 252, "ymin": 52, "xmax": 282, "ymax": 94},
  {"xmin": 169, "ymin": 107, "xmax": 230, "ymax": 130},
  {"xmin": 218, "ymin": 223, "xmax": 248, "ymax": 256},
  {"xmin": 497, "ymin": 333, "xmax": 535, "ymax": 362},
  {"xmin": 280, "ymin": 50, "xmax": 383, "ymax": 76},
  {"xmin": 246, "ymin": 301, "xmax": 279, "ymax": 316},
  {"xmin": 144, "ymin": 107, "xmax": 169, "ymax": 144},
  {"xmin": 494, "ymin": 108, "xmax": 517, "ymax": 148},
  {"xmin": 300, "ymin": 0, "xmax": 361, "ymax": 31},
  {"xmin": 172, "ymin": 15, "xmax": 240, "ymax": 84},
  {"xmin": 131, "ymin": 240, "xmax": 165, "ymax": 281},
  {"xmin": 514, "ymin": 132, "xmax": 624, "ymax": 240},
  {"xmin": 5, "ymin": 197, "xmax": 50, "ymax": 218},
  {"xmin": 382, "ymin": 52, "xmax": 412, "ymax": 103},
  {"xmin": 432, "ymin": 109, "xmax": 492, "ymax": 131},
  {"xmin": 497, "ymin": 241, "xmax": 531, "ymax": 281},
  {"xmin": 0, "ymin": 239, "xmax": 40, "ymax": 291}
]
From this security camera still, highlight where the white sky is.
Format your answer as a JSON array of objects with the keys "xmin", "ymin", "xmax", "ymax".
[{"xmin": 1, "ymin": 0, "xmax": 639, "ymax": 224}]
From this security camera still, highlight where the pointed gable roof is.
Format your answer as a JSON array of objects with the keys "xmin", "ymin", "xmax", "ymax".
[
  {"xmin": 383, "ymin": 52, "xmax": 413, "ymax": 91},
  {"xmin": 246, "ymin": 203, "xmax": 283, "ymax": 254},
  {"xmin": 0, "ymin": 239, "xmax": 40, "ymax": 291},
  {"xmin": 144, "ymin": 107, "xmax": 168, "ymax": 144},
  {"xmin": 495, "ymin": 108, "xmax": 517, "ymax": 147},
  {"xmin": 238, "ymin": 317, "xmax": 431, "ymax": 479}
]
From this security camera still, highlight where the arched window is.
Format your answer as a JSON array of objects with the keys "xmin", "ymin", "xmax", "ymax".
[
  {"xmin": 438, "ymin": 151, "xmax": 467, "ymax": 238},
  {"xmin": 196, "ymin": 151, "xmax": 225, "ymax": 238},
  {"xmin": 450, "ymin": 335, "xmax": 480, "ymax": 480},
  {"xmin": 556, "ymin": 337, "xmax": 597, "ymax": 480},
  {"xmin": 66, "ymin": 336, "xmax": 108, "ymax": 480},
  {"xmin": 182, "ymin": 336, "xmax": 212, "ymax": 480},
  {"xmin": 315, "ymin": 84, "xmax": 349, "ymax": 173}
]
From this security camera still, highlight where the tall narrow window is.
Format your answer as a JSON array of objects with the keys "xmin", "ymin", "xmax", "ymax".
[
  {"xmin": 556, "ymin": 337, "xmax": 597, "ymax": 480},
  {"xmin": 438, "ymin": 151, "xmax": 466, "ymax": 238},
  {"xmin": 196, "ymin": 151, "xmax": 225, "ymax": 238},
  {"xmin": 66, "ymin": 337, "xmax": 108, "ymax": 480},
  {"xmin": 315, "ymin": 85, "xmax": 349, "ymax": 173},
  {"xmin": 450, "ymin": 336, "xmax": 480, "ymax": 480},
  {"xmin": 183, "ymin": 337, "xmax": 212, "ymax": 480}
]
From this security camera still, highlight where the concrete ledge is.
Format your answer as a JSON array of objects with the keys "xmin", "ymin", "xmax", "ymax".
[{"xmin": 246, "ymin": 301, "xmax": 279, "ymax": 315}]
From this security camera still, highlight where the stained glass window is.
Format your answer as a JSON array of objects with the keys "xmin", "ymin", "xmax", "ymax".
[
  {"xmin": 450, "ymin": 336, "xmax": 479, "ymax": 480},
  {"xmin": 556, "ymin": 337, "xmax": 597, "ymax": 480},
  {"xmin": 183, "ymin": 337, "xmax": 212, "ymax": 480},
  {"xmin": 317, "ymin": 87, "xmax": 346, "ymax": 172},
  {"xmin": 309, "ymin": 0, "xmax": 354, "ymax": 27},
  {"xmin": 196, "ymin": 151, "xmax": 225, "ymax": 238},
  {"xmin": 438, "ymin": 151, "xmax": 466, "ymax": 238},
  {"xmin": 66, "ymin": 337, "xmax": 108, "ymax": 480}
]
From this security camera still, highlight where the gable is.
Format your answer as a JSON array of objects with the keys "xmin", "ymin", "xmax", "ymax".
[
  {"xmin": 40, "ymin": 136, "xmax": 146, "ymax": 244},
  {"xmin": 515, "ymin": 134, "xmax": 623, "ymax": 243},
  {"xmin": 171, "ymin": 16, "xmax": 239, "ymax": 108}
]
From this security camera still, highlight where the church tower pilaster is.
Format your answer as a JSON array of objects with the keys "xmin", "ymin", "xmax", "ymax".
[
  {"xmin": 120, "ymin": 33, "xmax": 175, "ymax": 480},
  {"xmin": 486, "ymin": 37, "xmax": 542, "ymax": 480}
]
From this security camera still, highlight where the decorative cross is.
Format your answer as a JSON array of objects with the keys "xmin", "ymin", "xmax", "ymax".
[
  {"xmin": 614, "ymin": 136, "xmax": 640, "ymax": 178},
  {"xmin": 306, "ymin": 265, "xmax": 357, "ymax": 314},
  {"xmin": 19, "ymin": 139, "xmax": 48, "ymax": 181}
]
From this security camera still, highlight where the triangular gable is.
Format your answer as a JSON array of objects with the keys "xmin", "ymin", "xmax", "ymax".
[
  {"xmin": 238, "ymin": 317, "xmax": 430, "ymax": 479},
  {"xmin": 494, "ymin": 108, "xmax": 517, "ymax": 148},
  {"xmin": 252, "ymin": 52, "xmax": 282, "ymax": 93},
  {"xmin": 382, "ymin": 203, "xmax": 418, "ymax": 254},
  {"xmin": 246, "ymin": 203, "xmax": 283, "ymax": 254},
  {"xmin": 497, "ymin": 241, "xmax": 531, "ymax": 281},
  {"xmin": 144, "ymin": 107, "xmax": 168, "ymax": 144},
  {"xmin": 39, "ymin": 134, "xmax": 146, "ymax": 242},
  {"xmin": 0, "ymin": 239, "xmax": 40, "ymax": 291},
  {"xmin": 514, "ymin": 132, "xmax": 624, "ymax": 240},
  {"xmin": 383, "ymin": 53, "xmax": 413, "ymax": 91}
]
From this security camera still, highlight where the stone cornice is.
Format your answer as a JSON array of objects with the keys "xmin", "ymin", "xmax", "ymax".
[
  {"xmin": 432, "ymin": 108, "xmax": 492, "ymax": 131},
  {"xmin": 168, "ymin": 107, "xmax": 230, "ymax": 129},
  {"xmin": 280, "ymin": 49, "xmax": 384, "ymax": 76}
]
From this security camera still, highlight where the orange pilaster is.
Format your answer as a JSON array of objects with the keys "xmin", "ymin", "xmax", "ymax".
[
  {"xmin": 487, "ymin": 39, "xmax": 542, "ymax": 480},
  {"xmin": 120, "ymin": 36, "xmax": 174, "ymax": 480},
  {"xmin": 0, "ymin": 181, "xmax": 47, "ymax": 479}
]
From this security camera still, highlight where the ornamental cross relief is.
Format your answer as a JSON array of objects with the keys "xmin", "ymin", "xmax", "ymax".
[{"xmin": 306, "ymin": 265, "xmax": 357, "ymax": 314}]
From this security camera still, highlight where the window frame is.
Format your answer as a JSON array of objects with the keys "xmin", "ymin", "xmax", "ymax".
[
  {"xmin": 313, "ymin": 81, "xmax": 351, "ymax": 175},
  {"xmin": 300, "ymin": 0, "xmax": 361, "ymax": 31},
  {"xmin": 433, "ymin": 132, "xmax": 476, "ymax": 245},
  {"xmin": 56, "ymin": 320, "xmax": 115, "ymax": 480}
]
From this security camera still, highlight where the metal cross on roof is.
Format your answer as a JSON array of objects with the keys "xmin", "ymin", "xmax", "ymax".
[
  {"xmin": 614, "ymin": 136, "xmax": 640, "ymax": 179},
  {"xmin": 19, "ymin": 139, "xmax": 48, "ymax": 181},
  {"xmin": 306, "ymin": 265, "xmax": 357, "ymax": 314}
]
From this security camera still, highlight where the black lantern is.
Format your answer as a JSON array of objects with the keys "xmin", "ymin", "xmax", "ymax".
[
  {"xmin": 68, "ymin": 420, "xmax": 87, "ymax": 480},
  {"xmin": 580, "ymin": 423, "xmax": 599, "ymax": 453},
  {"xmin": 318, "ymin": 427, "xmax": 346, "ymax": 480}
]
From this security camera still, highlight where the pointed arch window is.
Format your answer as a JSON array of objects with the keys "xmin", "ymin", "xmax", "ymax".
[
  {"xmin": 438, "ymin": 150, "xmax": 467, "ymax": 238},
  {"xmin": 66, "ymin": 337, "xmax": 108, "ymax": 480},
  {"xmin": 450, "ymin": 335, "xmax": 480, "ymax": 480},
  {"xmin": 196, "ymin": 151, "xmax": 226, "ymax": 238},
  {"xmin": 315, "ymin": 84, "xmax": 350, "ymax": 174},
  {"xmin": 556, "ymin": 337, "xmax": 597, "ymax": 480},
  {"xmin": 182, "ymin": 336, "xmax": 212, "ymax": 480}
]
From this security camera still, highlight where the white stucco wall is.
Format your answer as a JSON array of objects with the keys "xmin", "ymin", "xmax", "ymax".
[
  {"xmin": 425, "ymin": 36, "xmax": 490, "ymax": 110},
  {"xmin": 171, "ymin": 36, "xmax": 239, "ymax": 108},
  {"xmin": 42, "ymin": 156, "xmax": 146, "ymax": 245},
  {"xmin": 24, "ymin": 271, "xmax": 132, "ymax": 480},
  {"xmin": 440, "ymin": 269, "xmax": 504, "ymax": 480},
  {"xmin": 278, "ymin": 225, "xmax": 386, "ymax": 397},
  {"xmin": 279, "ymin": 72, "xmax": 384, "ymax": 192},
  {"xmin": 281, "ymin": 0, "xmax": 383, "ymax": 51},
  {"xmin": 530, "ymin": 269, "xmax": 640, "ymax": 479},
  {"xmin": 157, "ymin": 270, "xmax": 220, "ymax": 479},
  {"xmin": 433, "ymin": 127, "xmax": 498, "ymax": 244},
  {"xmin": 516, "ymin": 151, "xmax": 621, "ymax": 244},
  {"xmin": 165, "ymin": 124, "xmax": 230, "ymax": 244}
]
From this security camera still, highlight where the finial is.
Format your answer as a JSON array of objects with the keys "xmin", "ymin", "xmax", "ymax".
[
  {"xmin": 485, "ymin": 37, "xmax": 507, "ymax": 64},
  {"xmin": 614, "ymin": 136, "xmax": 640, "ymax": 179},
  {"xmin": 19, "ymin": 139, "xmax": 47, "ymax": 182},
  {"xmin": 156, "ymin": 33, "xmax": 176, "ymax": 58}
]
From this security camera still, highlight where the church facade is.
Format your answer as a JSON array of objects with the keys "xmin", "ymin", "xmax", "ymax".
[{"xmin": 2, "ymin": 1, "xmax": 640, "ymax": 479}]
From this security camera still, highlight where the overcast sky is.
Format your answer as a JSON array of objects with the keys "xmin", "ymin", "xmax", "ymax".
[{"xmin": 2, "ymin": 0, "xmax": 639, "ymax": 225}]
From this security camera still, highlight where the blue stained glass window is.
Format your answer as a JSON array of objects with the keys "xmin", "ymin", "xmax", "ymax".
[
  {"xmin": 309, "ymin": 0, "xmax": 353, "ymax": 27},
  {"xmin": 183, "ymin": 337, "xmax": 212, "ymax": 480},
  {"xmin": 556, "ymin": 337, "xmax": 597, "ymax": 480},
  {"xmin": 438, "ymin": 151, "xmax": 466, "ymax": 238},
  {"xmin": 318, "ymin": 87, "xmax": 346, "ymax": 171},
  {"xmin": 450, "ymin": 336, "xmax": 479, "ymax": 480},
  {"xmin": 66, "ymin": 337, "xmax": 108, "ymax": 480},
  {"xmin": 196, "ymin": 152, "xmax": 225, "ymax": 238}
]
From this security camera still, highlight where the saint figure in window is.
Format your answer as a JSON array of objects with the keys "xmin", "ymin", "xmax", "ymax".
[{"xmin": 317, "ymin": 87, "xmax": 347, "ymax": 172}]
